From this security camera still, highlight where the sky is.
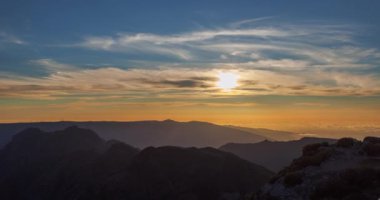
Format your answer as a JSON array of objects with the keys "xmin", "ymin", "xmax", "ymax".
[{"xmin": 0, "ymin": 0, "xmax": 380, "ymax": 137}]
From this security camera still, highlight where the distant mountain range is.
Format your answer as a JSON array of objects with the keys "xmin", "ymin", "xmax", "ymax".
[
  {"xmin": 0, "ymin": 120, "xmax": 301, "ymax": 149},
  {"xmin": 0, "ymin": 126, "xmax": 273, "ymax": 200},
  {"xmin": 220, "ymin": 137, "xmax": 336, "ymax": 172}
]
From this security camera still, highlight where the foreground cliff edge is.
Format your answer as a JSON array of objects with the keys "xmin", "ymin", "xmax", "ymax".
[{"xmin": 255, "ymin": 137, "xmax": 380, "ymax": 200}]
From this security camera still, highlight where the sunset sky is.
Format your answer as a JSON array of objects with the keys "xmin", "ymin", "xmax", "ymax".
[{"xmin": 1, "ymin": 0, "xmax": 380, "ymax": 136}]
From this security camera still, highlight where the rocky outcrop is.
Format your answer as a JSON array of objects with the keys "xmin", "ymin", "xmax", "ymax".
[{"xmin": 255, "ymin": 137, "xmax": 380, "ymax": 200}]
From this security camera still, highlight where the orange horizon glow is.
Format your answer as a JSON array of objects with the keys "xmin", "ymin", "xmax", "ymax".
[{"xmin": 1, "ymin": 98, "xmax": 379, "ymax": 140}]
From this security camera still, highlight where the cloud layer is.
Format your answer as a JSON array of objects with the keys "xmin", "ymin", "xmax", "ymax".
[
  {"xmin": 0, "ymin": 59, "xmax": 379, "ymax": 100},
  {"xmin": 1, "ymin": 20, "xmax": 380, "ymax": 99}
]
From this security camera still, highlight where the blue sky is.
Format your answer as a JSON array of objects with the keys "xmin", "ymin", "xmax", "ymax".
[
  {"xmin": 1, "ymin": 0, "xmax": 380, "ymax": 74},
  {"xmin": 0, "ymin": 0, "xmax": 380, "ymax": 130}
]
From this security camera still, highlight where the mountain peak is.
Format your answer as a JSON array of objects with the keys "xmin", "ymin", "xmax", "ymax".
[
  {"xmin": 3, "ymin": 126, "xmax": 106, "ymax": 159},
  {"xmin": 9, "ymin": 127, "xmax": 46, "ymax": 147},
  {"xmin": 162, "ymin": 119, "xmax": 177, "ymax": 123},
  {"xmin": 14, "ymin": 127, "xmax": 44, "ymax": 138},
  {"xmin": 52, "ymin": 126, "xmax": 104, "ymax": 143}
]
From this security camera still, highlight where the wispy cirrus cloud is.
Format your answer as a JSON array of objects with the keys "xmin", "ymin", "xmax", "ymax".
[
  {"xmin": 0, "ymin": 32, "xmax": 27, "ymax": 45},
  {"xmin": 30, "ymin": 59, "xmax": 77, "ymax": 72},
  {"xmin": 229, "ymin": 17, "xmax": 276, "ymax": 28},
  {"xmin": 77, "ymin": 24, "xmax": 305, "ymax": 60},
  {"xmin": 74, "ymin": 21, "xmax": 380, "ymax": 72}
]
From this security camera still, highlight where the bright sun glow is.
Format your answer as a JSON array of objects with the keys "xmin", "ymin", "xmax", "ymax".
[{"xmin": 217, "ymin": 72, "xmax": 239, "ymax": 91}]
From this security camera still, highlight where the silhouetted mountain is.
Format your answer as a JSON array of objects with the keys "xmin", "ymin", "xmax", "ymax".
[
  {"xmin": 0, "ymin": 127, "xmax": 273, "ymax": 200},
  {"xmin": 256, "ymin": 137, "xmax": 380, "ymax": 200},
  {"xmin": 220, "ymin": 137, "xmax": 336, "ymax": 172},
  {"xmin": 128, "ymin": 146, "xmax": 273, "ymax": 200},
  {"xmin": 226, "ymin": 125, "xmax": 300, "ymax": 141},
  {"xmin": 0, "ymin": 120, "xmax": 266, "ymax": 149}
]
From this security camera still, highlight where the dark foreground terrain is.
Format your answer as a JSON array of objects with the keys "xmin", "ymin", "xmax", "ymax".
[
  {"xmin": 0, "ymin": 126, "xmax": 273, "ymax": 200},
  {"xmin": 256, "ymin": 137, "xmax": 380, "ymax": 200},
  {"xmin": 1, "ymin": 126, "xmax": 379, "ymax": 200}
]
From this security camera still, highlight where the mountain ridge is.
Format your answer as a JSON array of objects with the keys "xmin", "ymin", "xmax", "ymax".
[{"xmin": 0, "ymin": 120, "xmax": 274, "ymax": 148}]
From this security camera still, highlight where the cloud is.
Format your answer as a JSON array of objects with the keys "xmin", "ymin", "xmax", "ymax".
[
  {"xmin": 105, "ymin": 28, "xmax": 290, "ymax": 44},
  {"xmin": 77, "ymin": 26, "xmax": 298, "ymax": 60},
  {"xmin": 1, "ymin": 20, "xmax": 380, "ymax": 99},
  {"xmin": 229, "ymin": 17, "xmax": 276, "ymax": 28},
  {"xmin": 0, "ymin": 58, "xmax": 379, "ymax": 99},
  {"xmin": 74, "ymin": 22, "xmax": 372, "ymax": 65},
  {"xmin": 294, "ymin": 102, "xmax": 330, "ymax": 107},
  {"xmin": 68, "ymin": 21, "xmax": 380, "ymax": 96},
  {"xmin": 146, "ymin": 78, "xmax": 214, "ymax": 88},
  {"xmin": 30, "ymin": 59, "xmax": 76, "ymax": 72},
  {"xmin": 0, "ymin": 62, "xmax": 220, "ymax": 99},
  {"xmin": 0, "ymin": 32, "xmax": 27, "ymax": 45},
  {"xmin": 81, "ymin": 36, "xmax": 115, "ymax": 50}
]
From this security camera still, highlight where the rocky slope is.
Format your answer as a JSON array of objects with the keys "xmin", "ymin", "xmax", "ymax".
[
  {"xmin": 255, "ymin": 137, "xmax": 380, "ymax": 200},
  {"xmin": 220, "ymin": 137, "xmax": 336, "ymax": 172}
]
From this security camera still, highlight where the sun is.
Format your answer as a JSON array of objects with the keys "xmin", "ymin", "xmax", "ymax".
[{"xmin": 217, "ymin": 72, "xmax": 239, "ymax": 91}]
